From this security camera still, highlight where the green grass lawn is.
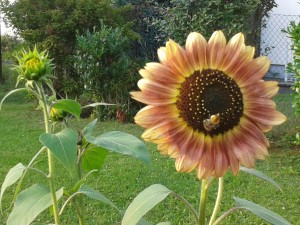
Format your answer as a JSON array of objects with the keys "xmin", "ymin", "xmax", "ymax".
[{"xmin": 0, "ymin": 71, "xmax": 299, "ymax": 224}]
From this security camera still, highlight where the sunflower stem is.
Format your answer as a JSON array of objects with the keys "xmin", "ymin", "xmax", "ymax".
[
  {"xmin": 36, "ymin": 82, "xmax": 61, "ymax": 225},
  {"xmin": 208, "ymin": 177, "xmax": 224, "ymax": 225},
  {"xmin": 199, "ymin": 179, "xmax": 209, "ymax": 225}
]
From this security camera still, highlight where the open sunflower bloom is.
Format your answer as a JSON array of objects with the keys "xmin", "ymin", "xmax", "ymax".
[{"xmin": 131, "ymin": 31, "xmax": 286, "ymax": 179}]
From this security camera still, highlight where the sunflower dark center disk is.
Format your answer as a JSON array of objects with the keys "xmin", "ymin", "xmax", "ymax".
[{"xmin": 176, "ymin": 69, "xmax": 243, "ymax": 136}]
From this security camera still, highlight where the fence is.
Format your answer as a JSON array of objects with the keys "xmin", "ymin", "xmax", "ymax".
[{"xmin": 260, "ymin": 13, "xmax": 299, "ymax": 82}]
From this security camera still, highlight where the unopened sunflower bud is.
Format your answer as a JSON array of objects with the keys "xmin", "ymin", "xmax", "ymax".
[
  {"xmin": 15, "ymin": 46, "xmax": 54, "ymax": 82},
  {"xmin": 50, "ymin": 107, "xmax": 68, "ymax": 122}
]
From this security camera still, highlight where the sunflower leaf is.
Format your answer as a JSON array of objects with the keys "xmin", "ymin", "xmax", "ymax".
[
  {"xmin": 52, "ymin": 99, "xmax": 81, "ymax": 120},
  {"xmin": 86, "ymin": 131, "xmax": 150, "ymax": 164},
  {"xmin": 240, "ymin": 167, "xmax": 282, "ymax": 192},
  {"xmin": 82, "ymin": 119, "xmax": 98, "ymax": 137},
  {"xmin": 233, "ymin": 197, "xmax": 291, "ymax": 225},
  {"xmin": 81, "ymin": 146, "xmax": 109, "ymax": 171},
  {"xmin": 39, "ymin": 128, "xmax": 77, "ymax": 175},
  {"xmin": 121, "ymin": 184, "xmax": 172, "ymax": 225},
  {"xmin": 6, "ymin": 184, "xmax": 63, "ymax": 225},
  {"xmin": 0, "ymin": 163, "xmax": 26, "ymax": 211},
  {"xmin": 79, "ymin": 185, "xmax": 119, "ymax": 211}
]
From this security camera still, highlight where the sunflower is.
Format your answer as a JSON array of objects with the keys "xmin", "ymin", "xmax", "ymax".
[{"xmin": 131, "ymin": 31, "xmax": 286, "ymax": 179}]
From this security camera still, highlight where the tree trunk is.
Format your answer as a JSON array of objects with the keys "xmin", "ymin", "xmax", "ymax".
[{"xmin": 0, "ymin": 25, "xmax": 5, "ymax": 84}]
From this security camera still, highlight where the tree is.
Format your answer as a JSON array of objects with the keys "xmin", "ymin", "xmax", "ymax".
[
  {"xmin": 0, "ymin": 25, "xmax": 3, "ymax": 84},
  {"xmin": 128, "ymin": 0, "xmax": 277, "ymax": 57},
  {"xmin": 0, "ymin": 0, "xmax": 136, "ymax": 94}
]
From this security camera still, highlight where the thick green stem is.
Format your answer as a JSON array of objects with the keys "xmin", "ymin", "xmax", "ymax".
[
  {"xmin": 199, "ymin": 179, "xmax": 209, "ymax": 225},
  {"xmin": 37, "ymin": 83, "xmax": 60, "ymax": 225},
  {"xmin": 76, "ymin": 147, "xmax": 85, "ymax": 224},
  {"xmin": 47, "ymin": 151, "xmax": 60, "ymax": 224},
  {"xmin": 208, "ymin": 177, "xmax": 224, "ymax": 225},
  {"xmin": 75, "ymin": 198, "xmax": 85, "ymax": 225}
]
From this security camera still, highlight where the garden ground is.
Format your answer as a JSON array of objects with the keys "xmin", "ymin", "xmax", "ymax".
[{"xmin": 0, "ymin": 74, "xmax": 299, "ymax": 224}]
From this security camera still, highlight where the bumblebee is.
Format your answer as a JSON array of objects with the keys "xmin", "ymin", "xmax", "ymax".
[{"xmin": 203, "ymin": 113, "xmax": 220, "ymax": 131}]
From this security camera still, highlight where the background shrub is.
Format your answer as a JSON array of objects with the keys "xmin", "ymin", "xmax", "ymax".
[
  {"xmin": 285, "ymin": 20, "xmax": 300, "ymax": 144},
  {"xmin": 73, "ymin": 23, "xmax": 141, "ymax": 120}
]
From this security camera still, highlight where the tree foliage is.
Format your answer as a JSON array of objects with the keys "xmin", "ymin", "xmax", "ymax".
[
  {"xmin": 120, "ymin": 0, "xmax": 276, "ymax": 59},
  {"xmin": 152, "ymin": 0, "xmax": 277, "ymax": 53},
  {"xmin": 0, "ymin": 0, "xmax": 135, "ymax": 94},
  {"xmin": 1, "ymin": 34, "xmax": 27, "ymax": 60}
]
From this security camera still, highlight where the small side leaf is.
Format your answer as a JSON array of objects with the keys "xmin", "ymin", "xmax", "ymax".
[
  {"xmin": 7, "ymin": 184, "xmax": 63, "ymax": 225},
  {"xmin": 0, "ymin": 163, "xmax": 26, "ymax": 210},
  {"xmin": 71, "ymin": 169, "xmax": 98, "ymax": 193},
  {"xmin": 137, "ymin": 218, "xmax": 153, "ymax": 225},
  {"xmin": 82, "ymin": 102, "xmax": 115, "ymax": 108},
  {"xmin": 79, "ymin": 185, "xmax": 119, "ymax": 211},
  {"xmin": 240, "ymin": 167, "xmax": 282, "ymax": 192},
  {"xmin": 52, "ymin": 99, "xmax": 81, "ymax": 120},
  {"xmin": 0, "ymin": 88, "xmax": 27, "ymax": 110},
  {"xmin": 39, "ymin": 128, "xmax": 77, "ymax": 174},
  {"xmin": 82, "ymin": 119, "xmax": 98, "ymax": 137},
  {"xmin": 86, "ymin": 131, "xmax": 150, "ymax": 164},
  {"xmin": 31, "ymin": 224, "xmax": 55, "ymax": 225},
  {"xmin": 234, "ymin": 197, "xmax": 291, "ymax": 225},
  {"xmin": 121, "ymin": 184, "xmax": 173, "ymax": 225},
  {"xmin": 81, "ymin": 146, "xmax": 109, "ymax": 171}
]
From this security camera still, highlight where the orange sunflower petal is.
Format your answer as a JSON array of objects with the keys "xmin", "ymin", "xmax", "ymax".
[
  {"xmin": 207, "ymin": 30, "xmax": 227, "ymax": 69},
  {"xmin": 236, "ymin": 56, "xmax": 271, "ymax": 87},
  {"xmin": 158, "ymin": 47, "xmax": 167, "ymax": 64},
  {"xmin": 242, "ymin": 81, "xmax": 279, "ymax": 98},
  {"xmin": 166, "ymin": 39, "xmax": 193, "ymax": 77},
  {"xmin": 221, "ymin": 33, "xmax": 245, "ymax": 71},
  {"xmin": 134, "ymin": 105, "xmax": 179, "ymax": 128},
  {"xmin": 144, "ymin": 62, "xmax": 185, "ymax": 83},
  {"xmin": 137, "ymin": 78, "xmax": 179, "ymax": 98},
  {"xmin": 131, "ymin": 91, "xmax": 177, "ymax": 106},
  {"xmin": 185, "ymin": 32, "xmax": 207, "ymax": 71}
]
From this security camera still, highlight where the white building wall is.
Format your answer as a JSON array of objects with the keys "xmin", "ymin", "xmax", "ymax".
[{"xmin": 260, "ymin": 0, "xmax": 300, "ymax": 81}]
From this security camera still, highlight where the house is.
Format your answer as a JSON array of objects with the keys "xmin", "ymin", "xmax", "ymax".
[{"xmin": 260, "ymin": 0, "xmax": 300, "ymax": 82}]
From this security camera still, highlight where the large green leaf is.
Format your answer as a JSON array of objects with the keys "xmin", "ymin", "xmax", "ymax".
[
  {"xmin": 39, "ymin": 128, "xmax": 77, "ymax": 174},
  {"xmin": 86, "ymin": 131, "xmax": 150, "ymax": 164},
  {"xmin": 0, "ymin": 163, "xmax": 26, "ymax": 210},
  {"xmin": 240, "ymin": 167, "xmax": 282, "ymax": 192},
  {"xmin": 81, "ymin": 146, "xmax": 109, "ymax": 171},
  {"xmin": 79, "ymin": 185, "xmax": 119, "ymax": 211},
  {"xmin": 234, "ymin": 197, "xmax": 291, "ymax": 225},
  {"xmin": 121, "ymin": 184, "xmax": 172, "ymax": 225},
  {"xmin": 7, "ymin": 184, "xmax": 63, "ymax": 225},
  {"xmin": 52, "ymin": 99, "xmax": 81, "ymax": 120}
]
